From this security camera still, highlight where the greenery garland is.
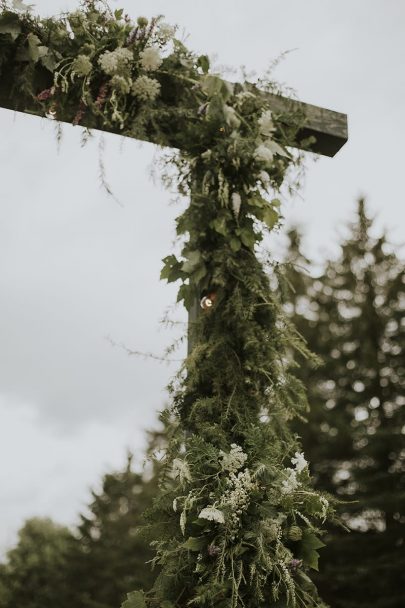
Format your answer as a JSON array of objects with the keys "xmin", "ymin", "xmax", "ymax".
[{"xmin": 0, "ymin": 2, "xmax": 340, "ymax": 607}]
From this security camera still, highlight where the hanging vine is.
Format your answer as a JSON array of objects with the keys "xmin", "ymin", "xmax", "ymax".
[{"xmin": 0, "ymin": 2, "xmax": 340, "ymax": 607}]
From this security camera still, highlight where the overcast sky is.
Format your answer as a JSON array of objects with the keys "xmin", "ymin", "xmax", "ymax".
[{"xmin": 1, "ymin": 0, "xmax": 404, "ymax": 554}]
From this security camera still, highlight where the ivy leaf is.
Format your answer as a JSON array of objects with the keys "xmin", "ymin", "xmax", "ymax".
[
  {"xmin": 267, "ymin": 140, "xmax": 290, "ymax": 158},
  {"xmin": 201, "ymin": 74, "xmax": 233, "ymax": 101},
  {"xmin": 181, "ymin": 250, "xmax": 202, "ymax": 274},
  {"xmin": 191, "ymin": 263, "xmax": 207, "ymax": 285},
  {"xmin": 160, "ymin": 255, "xmax": 183, "ymax": 283},
  {"xmin": 0, "ymin": 12, "xmax": 21, "ymax": 40},
  {"xmin": 114, "ymin": 8, "xmax": 124, "ymax": 20},
  {"xmin": 177, "ymin": 284, "xmax": 195, "ymax": 310},
  {"xmin": 12, "ymin": 0, "xmax": 33, "ymax": 12},
  {"xmin": 297, "ymin": 531, "xmax": 326, "ymax": 571},
  {"xmin": 229, "ymin": 237, "xmax": 241, "ymax": 252},
  {"xmin": 27, "ymin": 33, "xmax": 48, "ymax": 63},
  {"xmin": 183, "ymin": 536, "xmax": 206, "ymax": 551},
  {"xmin": 239, "ymin": 227, "xmax": 256, "ymax": 249},
  {"xmin": 261, "ymin": 206, "xmax": 279, "ymax": 231},
  {"xmin": 211, "ymin": 216, "xmax": 228, "ymax": 237},
  {"xmin": 121, "ymin": 590, "xmax": 147, "ymax": 608},
  {"xmin": 41, "ymin": 50, "xmax": 58, "ymax": 72},
  {"xmin": 197, "ymin": 54, "xmax": 210, "ymax": 74}
]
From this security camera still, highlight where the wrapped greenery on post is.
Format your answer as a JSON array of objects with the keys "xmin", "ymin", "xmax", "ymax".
[{"xmin": 0, "ymin": 2, "xmax": 340, "ymax": 606}]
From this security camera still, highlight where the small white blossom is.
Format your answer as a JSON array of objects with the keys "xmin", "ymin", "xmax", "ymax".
[
  {"xmin": 254, "ymin": 143, "xmax": 274, "ymax": 164},
  {"xmin": 172, "ymin": 458, "xmax": 191, "ymax": 484},
  {"xmin": 158, "ymin": 22, "xmax": 176, "ymax": 41},
  {"xmin": 219, "ymin": 468, "xmax": 256, "ymax": 535},
  {"xmin": 131, "ymin": 76, "xmax": 161, "ymax": 101},
  {"xmin": 291, "ymin": 451, "xmax": 308, "ymax": 473},
  {"xmin": 180, "ymin": 510, "xmax": 187, "ymax": 535},
  {"xmin": 259, "ymin": 170, "xmax": 270, "ymax": 185},
  {"xmin": 173, "ymin": 498, "xmax": 178, "ymax": 512},
  {"xmin": 98, "ymin": 47, "xmax": 133, "ymax": 76},
  {"xmin": 281, "ymin": 468, "xmax": 300, "ymax": 495},
  {"xmin": 198, "ymin": 507, "xmax": 225, "ymax": 524},
  {"xmin": 71, "ymin": 55, "xmax": 92, "ymax": 77},
  {"xmin": 258, "ymin": 109, "xmax": 275, "ymax": 137},
  {"xmin": 140, "ymin": 47, "xmax": 162, "ymax": 71},
  {"xmin": 220, "ymin": 443, "xmax": 247, "ymax": 472},
  {"xmin": 231, "ymin": 193, "xmax": 242, "ymax": 218},
  {"xmin": 110, "ymin": 75, "xmax": 132, "ymax": 94},
  {"xmin": 319, "ymin": 496, "xmax": 329, "ymax": 522}
]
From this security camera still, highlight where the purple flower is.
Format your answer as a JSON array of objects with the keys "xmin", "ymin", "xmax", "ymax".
[
  {"xmin": 207, "ymin": 544, "xmax": 221, "ymax": 557},
  {"xmin": 288, "ymin": 558, "xmax": 303, "ymax": 573}
]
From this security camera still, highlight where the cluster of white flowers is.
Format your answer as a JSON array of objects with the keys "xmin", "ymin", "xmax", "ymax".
[
  {"xmin": 110, "ymin": 75, "xmax": 131, "ymax": 94},
  {"xmin": 71, "ymin": 54, "xmax": 92, "ymax": 77},
  {"xmin": 220, "ymin": 443, "xmax": 247, "ymax": 473},
  {"xmin": 98, "ymin": 47, "xmax": 133, "ymax": 76},
  {"xmin": 220, "ymin": 469, "xmax": 256, "ymax": 537},
  {"xmin": 158, "ymin": 22, "xmax": 176, "ymax": 42},
  {"xmin": 258, "ymin": 109, "xmax": 275, "ymax": 137},
  {"xmin": 281, "ymin": 452, "xmax": 308, "ymax": 495},
  {"xmin": 140, "ymin": 46, "xmax": 163, "ymax": 71},
  {"xmin": 132, "ymin": 75, "xmax": 161, "ymax": 101},
  {"xmin": 281, "ymin": 468, "xmax": 300, "ymax": 495},
  {"xmin": 198, "ymin": 507, "xmax": 225, "ymax": 524},
  {"xmin": 291, "ymin": 451, "xmax": 308, "ymax": 473},
  {"xmin": 172, "ymin": 458, "xmax": 191, "ymax": 484},
  {"xmin": 254, "ymin": 142, "xmax": 274, "ymax": 164}
]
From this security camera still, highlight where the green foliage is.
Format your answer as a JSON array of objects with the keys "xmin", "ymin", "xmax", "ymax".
[
  {"xmin": 0, "ymin": 2, "xmax": 335, "ymax": 607},
  {"xmin": 122, "ymin": 590, "xmax": 148, "ymax": 608},
  {"xmin": 283, "ymin": 200, "xmax": 405, "ymax": 607},
  {"xmin": 0, "ymin": 518, "xmax": 74, "ymax": 608},
  {"xmin": 66, "ymin": 445, "xmax": 164, "ymax": 608}
]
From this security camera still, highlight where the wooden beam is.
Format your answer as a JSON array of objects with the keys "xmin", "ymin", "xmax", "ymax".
[
  {"xmin": 0, "ymin": 88, "xmax": 347, "ymax": 157},
  {"xmin": 264, "ymin": 92, "xmax": 348, "ymax": 157}
]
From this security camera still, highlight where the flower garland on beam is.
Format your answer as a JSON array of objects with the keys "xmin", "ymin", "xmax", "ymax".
[{"xmin": 0, "ymin": 2, "xmax": 339, "ymax": 607}]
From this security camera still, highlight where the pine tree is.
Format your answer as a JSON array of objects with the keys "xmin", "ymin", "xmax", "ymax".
[
  {"xmin": 68, "ymin": 446, "xmax": 162, "ymax": 608},
  {"xmin": 0, "ymin": 517, "xmax": 74, "ymax": 608},
  {"xmin": 284, "ymin": 200, "xmax": 405, "ymax": 608}
]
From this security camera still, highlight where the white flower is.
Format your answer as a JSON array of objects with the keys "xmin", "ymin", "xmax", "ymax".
[
  {"xmin": 140, "ymin": 47, "xmax": 162, "ymax": 71},
  {"xmin": 258, "ymin": 109, "xmax": 275, "ymax": 137},
  {"xmin": 254, "ymin": 143, "xmax": 274, "ymax": 164},
  {"xmin": 131, "ymin": 76, "xmax": 161, "ymax": 101},
  {"xmin": 291, "ymin": 451, "xmax": 308, "ymax": 473},
  {"xmin": 223, "ymin": 105, "xmax": 240, "ymax": 128},
  {"xmin": 259, "ymin": 170, "xmax": 270, "ymax": 185},
  {"xmin": 172, "ymin": 458, "xmax": 191, "ymax": 484},
  {"xmin": 319, "ymin": 496, "xmax": 329, "ymax": 522},
  {"xmin": 220, "ymin": 443, "xmax": 247, "ymax": 472},
  {"xmin": 173, "ymin": 498, "xmax": 178, "ymax": 512},
  {"xmin": 281, "ymin": 468, "xmax": 300, "ymax": 494},
  {"xmin": 158, "ymin": 22, "xmax": 176, "ymax": 41},
  {"xmin": 98, "ymin": 47, "xmax": 133, "ymax": 76},
  {"xmin": 110, "ymin": 75, "xmax": 132, "ymax": 94},
  {"xmin": 231, "ymin": 193, "xmax": 242, "ymax": 219},
  {"xmin": 198, "ymin": 507, "xmax": 225, "ymax": 524},
  {"xmin": 71, "ymin": 55, "xmax": 92, "ymax": 77},
  {"xmin": 180, "ymin": 510, "xmax": 187, "ymax": 535}
]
